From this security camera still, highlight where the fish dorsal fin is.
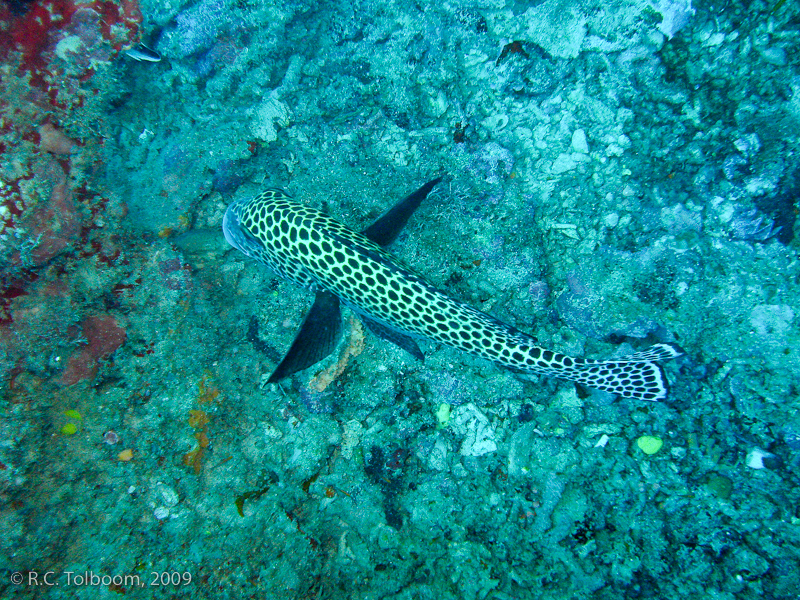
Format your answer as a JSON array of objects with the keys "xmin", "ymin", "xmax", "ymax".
[
  {"xmin": 361, "ymin": 177, "xmax": 443, "ymax": 247},
  {"xmin": 267, "ymin": 291, "xmax": 343, "ymax": 383}
]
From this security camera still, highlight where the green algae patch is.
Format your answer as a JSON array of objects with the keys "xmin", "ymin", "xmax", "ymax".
[{"xmin": 636, "ymin": 435, "xmax": 664, "ymax": 455}]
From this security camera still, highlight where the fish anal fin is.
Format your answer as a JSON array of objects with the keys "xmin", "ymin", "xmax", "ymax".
[
  {"xmin": 361, "ymin": 177, "xmax": 443, "ymax": 247},
  {"xmin": 267, "ymin": 291, "xmax": 343, "ymax": 383},
  {"xmin": 360, "ymin": 316, "xmax": 424, "ymax": 361}
]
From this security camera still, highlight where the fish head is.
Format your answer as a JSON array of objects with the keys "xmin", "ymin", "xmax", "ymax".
[{"xmin": 223, "ymin": 198, "xmax": 264, "ymax": 260}]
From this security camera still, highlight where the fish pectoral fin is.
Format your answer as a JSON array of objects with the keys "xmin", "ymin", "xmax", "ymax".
[
  {"xmin": 267, "ymin": 291, "xmax": 343, "ymax": 383},
  {"xmin": 361, "ymin": 176, "xmax": 443, "ymax": 247},
  {"xmin": 360, "ymin": 316, "xmax": 424, "ymax": 361}
]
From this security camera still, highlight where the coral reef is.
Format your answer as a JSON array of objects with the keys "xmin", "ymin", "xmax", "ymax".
[{"xmin": 1, "ymin": 0, "xmax": 799, "ymax": 598}]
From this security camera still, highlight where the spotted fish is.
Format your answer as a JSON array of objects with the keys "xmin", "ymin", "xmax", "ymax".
[{"xmin": 223, "ymin": 177, "xmax": 681, "ymax": 400}]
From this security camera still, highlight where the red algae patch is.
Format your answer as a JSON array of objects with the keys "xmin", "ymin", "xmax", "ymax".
[{"xmin": 59, "ymin": 314, "xmax": 126, "ymax": 386}]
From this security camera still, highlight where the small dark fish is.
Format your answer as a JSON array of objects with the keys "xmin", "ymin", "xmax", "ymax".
[{"xmin": 124, "ymin": 44, "xmax": 161, "ymax": 62}]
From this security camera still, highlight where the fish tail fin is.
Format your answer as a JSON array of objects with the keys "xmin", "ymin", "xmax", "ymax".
[
  {"xmin": 570, "ymin": 343, "xmax": 682, "ymax": 401},
  {"xmin": 522, "ymin": 343, "xmax": 682, "ymax": 401}
]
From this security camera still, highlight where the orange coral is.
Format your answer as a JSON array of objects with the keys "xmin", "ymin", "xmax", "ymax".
[
  {"xmin": 182, "ymin": 446, "xmax": 202, "ymax": 474},
  {"xmin": 197, "ymin": 375, "xmax": 221, "ymax": 404},
  {"xmin": 183, "ymin": 383, "xmax": 216, "ymax": 473},
  {"xmin": 188, "ymin": 409, "xmax": 210, "ymax": 429},
  {"xmin": 182, "ymin": 430, "xmax": 210, "ymax": 474}
]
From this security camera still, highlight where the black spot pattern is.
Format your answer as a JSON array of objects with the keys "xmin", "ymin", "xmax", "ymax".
[{"xmin": 226, "ymin": 189, "xmax": 681, "ymax": 400}]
